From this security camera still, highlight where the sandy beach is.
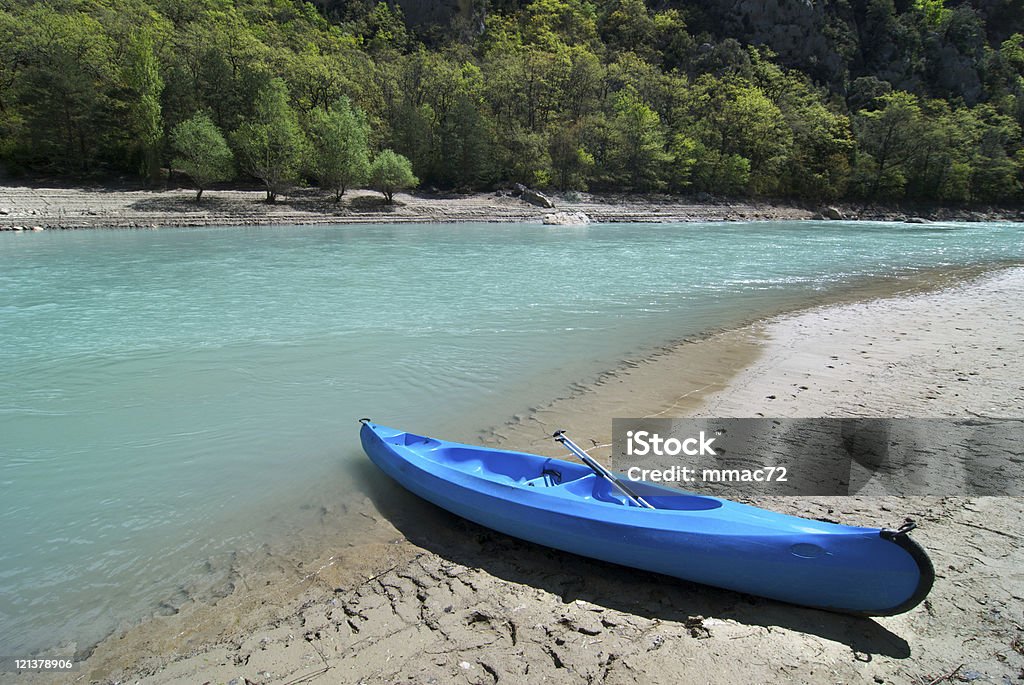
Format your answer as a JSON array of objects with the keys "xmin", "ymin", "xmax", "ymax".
[
  {"xmin": 1, "ymin": 184, "xmax": 1022, "ymax": 231},
  {"xmin": 25, "ymin": 263, "xmax": 1017, "ymax": 685}
]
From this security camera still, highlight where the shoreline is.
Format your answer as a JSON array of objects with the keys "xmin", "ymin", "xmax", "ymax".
[
  {"xmin": 36, "ymin": 262, "xmax": 1024, "ymax": 684},
  {"xmin": 478, "ymin": 261, "xmax": 1022, "ymax": 457},
  {"xmin": 2, "ymin": 185, "xmax": 1023, "ymax": 231}
]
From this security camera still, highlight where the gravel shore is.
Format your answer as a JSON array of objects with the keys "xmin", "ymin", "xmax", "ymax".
[
  {"xmin": 0, "ymin": 185, "xmax": 811, "ymax": 229},
  {"xmin": 2, "ymin": 184, "xmax": 1021, "ymax": 230}
]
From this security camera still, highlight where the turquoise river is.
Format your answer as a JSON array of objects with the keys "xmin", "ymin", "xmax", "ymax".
[{"xmin": 1, "ymin": 220, "xmax": 1022, "ymax": 656}]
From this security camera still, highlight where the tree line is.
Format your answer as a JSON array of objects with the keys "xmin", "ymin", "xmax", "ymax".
[
  {"xmin": 0, "ymin": 0, "xmax": 1022, "ymax": 205},
  {"xmin": 170, "ymin": 79, "xmax": 415, "ymax": 203}
]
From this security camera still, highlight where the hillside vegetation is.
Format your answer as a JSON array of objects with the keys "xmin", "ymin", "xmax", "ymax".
[{"xmin": 0, "ymin": 0, "xmax": 1022, "ymax": 204}]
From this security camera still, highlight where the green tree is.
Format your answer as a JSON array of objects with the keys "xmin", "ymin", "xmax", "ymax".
[
  {"xmin": 852, "ymin": 92, "xmax": 924, "ymax": 199},
  {"xmin": 902, "ymin": 101, "xmax": 970, "ymax": 202},
  {"xmin": 361, "ymin": 2, "xmax": 410, "ymax": 55},
  {"xmin": 171, "ymin": 112, "xmax": 234, "ymax": 202},
  {"xmin": 437, "ymin": 93, "xmax": 495, "ymax": 189},
  {"xmin": 286, "ymin": 45, "xmax": 363, "ymax": 115},
  {"xmin": 600, "ymin": 0, "xmax": 692, "ymax": 68},
  {"xmin": 667, "ymin": 133, "xmax": 698, "ymax": 191},
  {"xmin": 691, "ymin": 143, "xmax": 751, "ymax": 195},
  {"xmin": 233, "ymin": 78, "xmax": 306, "ymax": 203},
  {"xmin": 386, "ymin": 52, "xmax": 495, "ymax": 189},
  {"xmin": 0, "ymin": 0, "xmax": 1021, "ymax": 205},
  {"xmin": 969, "ymin": 105, "xmax": 1023, "ymax": 202},
  {"xmin": 7, "ymin": 6, "xmax": 118, "ymax": 174},
  {"xmin": 914, "ymin": 0, "xmax": 951, "ymax": 29},
  {"xmin": 549, "ymin": 123, "xmax": 594, "ymax": 190},
  {"xmin": 500, "ymin": 124, "xmax": 553, "ymax": 187},
  {"xmin": 605, "ymin": 52, "xmax": 673, "ymax": 116},
  {"xmin": 124, "ymin": 29, "xmax": 165, "ymax": 184},
  {"xmin": 678, "ymin": 76, "xmax": 791, "ymax": 195},
  {"xmin": 601, "ymin": 0, "xmax": 656, "ymax": 57},
  {"xmin": 608, "ymin": 89, "xmax": 670, "ymax": 191},
  {"xmin": 307, "ymin": 97, "xmax": 371, "ymax": 201},
  {"xmin": 369, "ymin": 149, "xmax": 418, "ymax": 203},
  {"xmin": 522, "ymin": 0, "xmax": 599, "ymax": 50},
  {"xmin": 747, "ymin": 51, "xmax": 852, "ymax": 199},
  {"xmin": 783, "ymin": 100, "xmax": 853, "ymax": 200},
  {"xmin": 575, "ymin": 113, "xmax": 615, "ymax": 187},
  {"xmin": 158, "ymin": 8, "xmax": 273, "ymax": 139},
  {"xmin": 0, "ymin": 10, "xmax": 29, "ymax": 120},
  {"xmin": 389, "ymin": 100, "xmax": 434, "ymax": 181}
]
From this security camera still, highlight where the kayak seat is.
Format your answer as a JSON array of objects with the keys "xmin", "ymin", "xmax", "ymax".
[
  {"xmin": 435, "ymin": 446, "xmax": 545, "ymax": 483},
  {"xmin": 536, "ymin": 471, "xmax": 598, "ymax": 497},
  {"xmin": 386, "ymin": 432, "xmax": 442, "ymax": 449},
  {"xmin": 593, "ymin": 483, "xmax": 630, "ymax": 506},
  {"xmin": 557, "ymin": 474, "xmax": 600, "ymax": 499},
  {"xmin": 523, "ymin": 459, "xmax": 594, "ymax": 489}
]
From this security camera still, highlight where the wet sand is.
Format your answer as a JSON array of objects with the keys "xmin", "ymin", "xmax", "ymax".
[{"xmin": 21, "ymin": 266, "xmax": 1024, "ymax": 685}]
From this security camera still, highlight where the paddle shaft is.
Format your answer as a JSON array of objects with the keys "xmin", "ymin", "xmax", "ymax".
[{"xmin": 553, "ymin": 431, "xmax": 654, "ymax": 509}]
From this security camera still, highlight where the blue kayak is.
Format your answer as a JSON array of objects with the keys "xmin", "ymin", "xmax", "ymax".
[{"xmin": 360, "ymin": 420, "xmax": 934, "ymax": 615}]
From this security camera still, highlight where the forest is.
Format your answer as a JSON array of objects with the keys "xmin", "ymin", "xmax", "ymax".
[{"xmin": 0, "ymin": 0, "xmax": 1022, "ymax": 204}]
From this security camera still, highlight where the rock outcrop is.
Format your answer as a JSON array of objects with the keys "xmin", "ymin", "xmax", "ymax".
[
  {"xmin": 521, "ymin": 188, "xmax": 555, "ymax": 209},
  {"xmin": 509, "ymin": 184, "xmax": 555, "ymax": 209},
  {"xmin": 542, "ymin": 211, "xmax": 590, "ymax": 225}
]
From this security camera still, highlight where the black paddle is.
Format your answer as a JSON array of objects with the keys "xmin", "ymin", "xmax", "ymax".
[{"xmin": 553, "ymin": 430, "xmax": 654, "ymax": 509}]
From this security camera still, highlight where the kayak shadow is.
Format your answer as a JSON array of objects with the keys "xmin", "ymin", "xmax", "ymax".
[{"xmin": 354, "ymin": 460, "xmax": 912, "ymax": 660}]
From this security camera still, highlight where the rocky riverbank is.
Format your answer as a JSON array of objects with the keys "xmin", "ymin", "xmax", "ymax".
[{"xmin": 2, "ymin": 184, "xmax": 1021, "ymax": 230}]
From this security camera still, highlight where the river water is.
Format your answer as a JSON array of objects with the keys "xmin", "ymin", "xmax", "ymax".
[{"xmin": 1, "ymin": 220, "xmax": 1021, "ymax": 654}]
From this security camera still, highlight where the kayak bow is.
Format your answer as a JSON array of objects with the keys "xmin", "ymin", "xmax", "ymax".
[{"xmin": 359, "ymin": 420, "xmax": 934, "ymax": 615}]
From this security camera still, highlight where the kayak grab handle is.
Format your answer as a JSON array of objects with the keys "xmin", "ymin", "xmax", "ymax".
[
  {"xmin": 880, "ymin": 519, "xmax": 918, "ymax": 540},
  {"xmin": 553, "ymin": 430, "xmax": 655, "ymax": 509},
  {"xmin": 358, "ymin": 417, "xmax": 372, "ymax": 424}
]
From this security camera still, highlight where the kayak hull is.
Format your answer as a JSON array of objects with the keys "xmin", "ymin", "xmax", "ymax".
[{"xmin": 360, "ymin": 421, "xmax": 933, "ymax": 615}]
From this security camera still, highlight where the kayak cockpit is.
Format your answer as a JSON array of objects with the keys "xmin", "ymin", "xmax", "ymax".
[
  {"xmin": 382, "ymin": 431, "xmax": 443, "ymax": 449},
  {"xmin": 576, "ymin": 476, "xmax": 723, "ymax": 511},
  {"xmin": 413, "ymin": 443, "xmax": 722, "ymax": 512}
]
